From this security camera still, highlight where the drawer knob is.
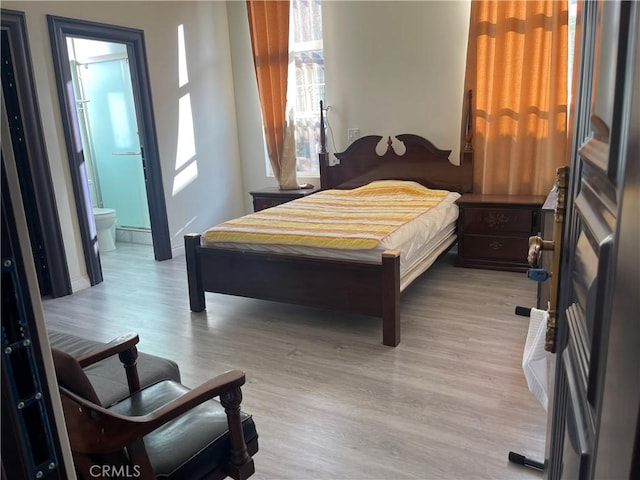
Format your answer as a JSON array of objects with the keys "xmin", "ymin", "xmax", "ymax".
[
  {"xmin": 483, "ymin": 212, "xmax": 510, "ymax": 229},
  {"xmin": 489, "ymin": 240, "xmax": 503, "ymax": 250}
]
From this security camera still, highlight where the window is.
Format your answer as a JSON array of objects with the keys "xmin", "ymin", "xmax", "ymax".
[{"xmin": 291, "ymin": 0, "xmax": 324, "ymax": 175}]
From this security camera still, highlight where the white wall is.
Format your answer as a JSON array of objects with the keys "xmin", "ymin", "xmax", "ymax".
[
  {"xmin": 229, "ymin": 0, "xmax": 471, "ymax": 207},
  {"xmin": 3, "ymin": 1, "xmax": 245, "ymax": 290},
  {"xmin": 322, "ymin": 1, "xmax": 471, "ymax": 163}
]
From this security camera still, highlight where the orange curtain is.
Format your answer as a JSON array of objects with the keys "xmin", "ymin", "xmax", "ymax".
[
  {"xmin": 464, "ymin": 0, "xmax": 569, "ymax": 195},
  {"xmin": 247, "ymin": 0, "xmax": 298, "ymax": 189}
]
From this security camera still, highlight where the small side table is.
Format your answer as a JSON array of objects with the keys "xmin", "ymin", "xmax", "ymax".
[
  {"xmin": 249, "ymin": 186, "xmax": 319, "ymax": 212},
  {"xmin": 455, "ymin": 193, "xmax": 546, "ymax": 272}
]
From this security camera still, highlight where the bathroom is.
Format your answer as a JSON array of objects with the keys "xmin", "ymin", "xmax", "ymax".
[{"xmin": 67, "ymin": 36, "xmax": 152, "ymax": 252}]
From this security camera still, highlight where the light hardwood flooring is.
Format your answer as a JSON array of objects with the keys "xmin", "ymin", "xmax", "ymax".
[{"xmin": 43, "ymin": 243, "xmax": 547, "ymax": 480}]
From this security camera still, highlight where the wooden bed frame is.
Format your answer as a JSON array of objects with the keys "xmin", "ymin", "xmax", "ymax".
[{"xmin": 185, "ymin": 92, "xmax": 474, "ymax": 347}]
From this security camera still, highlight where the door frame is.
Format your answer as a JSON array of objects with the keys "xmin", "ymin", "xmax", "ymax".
[
  {"xmin": 47, "ymin": 15, "xmax": 171, "ymax": 286},
  {"xmin": 1, "ymin": 10, "xmax": 71, "ymax": 297}
]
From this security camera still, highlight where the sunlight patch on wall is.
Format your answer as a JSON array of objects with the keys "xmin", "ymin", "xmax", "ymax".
[
  {"xmin": 172, "ymin": 25, "xmax": 198, "ymax": 196},
  {"xmin": 172, "ymin": 93, "xmax": 198, "ymax": 195},
  {"xmin": 173, "ymin": 215, "xmax": 199, "ymax": 238},
  {"xmin": 175, "ymin": 94, "xmax": 196, "ymax": 169},
  {"xmin": 178, "ymin": 24, "xmax": 189, "ymax": 88},
  {"xmin": 172, "ymin": 160, "xmax": 198, "ymax": 196}
]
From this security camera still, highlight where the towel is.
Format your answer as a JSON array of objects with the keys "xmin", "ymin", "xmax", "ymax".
[{"xmin": 523, "ymin": 308, "xmax": 554, "ymax": 411}]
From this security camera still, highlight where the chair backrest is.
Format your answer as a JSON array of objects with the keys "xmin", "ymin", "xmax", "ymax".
[
  {"xmin": 51, "ymin": 348, "xmax": 102, "ymax": 406},
  {"xmin": 51, "ymin": 349, "xmax": 135, "ymax": 478}
]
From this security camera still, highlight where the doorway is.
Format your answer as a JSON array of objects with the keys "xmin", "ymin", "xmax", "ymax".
[
  {"xmin": 68, "ymin": 37, "xmax": 151, "ymax": 239},
  {"xmin": 47, "ymin": 15, "xmax": 171, "ymax": 286}
]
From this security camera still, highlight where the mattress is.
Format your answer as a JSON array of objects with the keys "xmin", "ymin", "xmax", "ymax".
[{"xmin": 203, "ymin": 181, "xmax": 460, "ymax": 286}]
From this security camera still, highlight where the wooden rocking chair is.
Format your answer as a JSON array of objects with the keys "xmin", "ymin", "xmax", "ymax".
[{"xmin": 51, "ymin": 333, "xmax": 258, "ymax": 479}]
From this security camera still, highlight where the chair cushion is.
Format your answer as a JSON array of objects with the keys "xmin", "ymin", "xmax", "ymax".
[
  {"xmin": 108, "ymin": 380, "xmax": 258, "ymax": 480},
  {"xmin": 48, "ymin": 330, "xmax": 181, "ymax": 406}
]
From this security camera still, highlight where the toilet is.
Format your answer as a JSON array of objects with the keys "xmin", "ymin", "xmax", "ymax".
[{"xmin": 93, "ymin": 207, "xmax": 117, "ymax": 252}]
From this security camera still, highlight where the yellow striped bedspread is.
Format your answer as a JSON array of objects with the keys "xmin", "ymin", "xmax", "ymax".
[{"xmin": 204, "ymin": 181, "xmax": 456, "ymax": 251}]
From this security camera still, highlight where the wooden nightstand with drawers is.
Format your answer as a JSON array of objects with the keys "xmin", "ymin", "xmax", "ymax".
[
  {"xmin": 455, "ymin": 194, "xmax": 546, "ymax": 272},
  {"xmin": 249, "ymin": 186, "xmax": 319, "ymax": 212}
]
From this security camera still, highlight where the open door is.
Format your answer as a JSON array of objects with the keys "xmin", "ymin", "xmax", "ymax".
[
  {"xmin": 2, "ymin": 86, "xmax": 73, "ymax": 479},
  {"xmin": 545, "ymin": 1, "xmax": 640, "ymax": 477}
]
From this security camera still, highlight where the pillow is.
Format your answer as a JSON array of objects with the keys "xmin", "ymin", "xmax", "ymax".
[{"xmin": 348, "ymin": 180, "xmax": 449, "ymax": 197}]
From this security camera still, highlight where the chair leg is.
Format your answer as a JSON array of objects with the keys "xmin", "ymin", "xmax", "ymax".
[{"xmin": 221, "ymin": 387, "xmax": 255, "ymax": 480}]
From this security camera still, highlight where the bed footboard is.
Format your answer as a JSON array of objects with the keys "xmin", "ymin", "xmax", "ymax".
[{"xmin": 184, "ymin": 234, "xmax": 401, "ymax": 346}]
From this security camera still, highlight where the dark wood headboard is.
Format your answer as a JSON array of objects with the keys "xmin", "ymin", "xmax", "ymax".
[{"xmin": 318, "ymin": 91, "xmax": 474, "ymax": 193}]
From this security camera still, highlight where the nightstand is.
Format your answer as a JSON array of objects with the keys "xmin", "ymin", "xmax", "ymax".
[
  {"xmin": 249, "ymin": 186, "xmax": 319, "ymax": 212},
  {"xmin": 455, "ymin": 194, "xmax": 545, "ymax": 272}
]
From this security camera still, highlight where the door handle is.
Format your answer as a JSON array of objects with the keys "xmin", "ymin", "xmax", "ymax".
[
  {"xmin": 527, "ymin": 235, "xmax": 554, "ymax": 268},
  {"xmin": 111, "ymin": 151, "xmax": 142, "ymax": 156}
]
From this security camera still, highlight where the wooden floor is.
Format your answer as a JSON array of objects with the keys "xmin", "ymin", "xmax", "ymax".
[{"xmin": 43, "ymin": 243, "xmax": 547, "ymax": 480}]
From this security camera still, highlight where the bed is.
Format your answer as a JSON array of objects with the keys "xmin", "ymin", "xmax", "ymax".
[{"xmin": 185, "ymin": 93, "xmax": 474, "ymax": 347}]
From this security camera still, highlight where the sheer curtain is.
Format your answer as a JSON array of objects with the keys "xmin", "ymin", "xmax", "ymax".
[
  {"xmin": 464, "ymin": 0, "xmax": 569, "ymax": 195},
  {"xmin": 247, "ymin": 0, "xmax": 298, "ymax": 190}
]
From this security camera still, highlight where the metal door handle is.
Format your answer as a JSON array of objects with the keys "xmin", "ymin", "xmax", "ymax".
[{"xmin": 527, "ymin": 235, "xmax": 554, "ymax": 267}]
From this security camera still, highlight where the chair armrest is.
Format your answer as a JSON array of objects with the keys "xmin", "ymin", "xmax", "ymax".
[
  {"xmin": 142, "ymin": 370, "xmax": 247, "ymax": 426},
  {"xmin": 76, "ymin": 333, "xmax": 141, "ymax": 394},
  {"xmin": 76, "ymin": 333, "xmax": 139, "ymax": 367}
]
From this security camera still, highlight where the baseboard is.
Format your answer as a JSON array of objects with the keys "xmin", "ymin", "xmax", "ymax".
[
  {"xmin": 116, "ymin": 227, "xmax": 153, "ymax": 245},
  {"xmin": 71, "ymin": 276, "xmax": 91, "ymax": 292}
]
